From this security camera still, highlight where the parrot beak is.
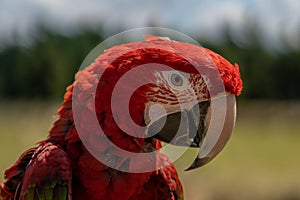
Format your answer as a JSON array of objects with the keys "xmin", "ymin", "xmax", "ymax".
[
  {"xmin": 146, "ymin": 100, "xmax": 210, "ymax": 147},
  {"xmin": 185, "ymin": 94, "xmax": 236, "ymax": 170},
  {"xmin": 145, "ymin": 94, "xmax": 236, "ymax": 170}
]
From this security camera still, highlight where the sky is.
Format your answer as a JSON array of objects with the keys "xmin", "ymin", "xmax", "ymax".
[{"xmin": 0, "ymin": 0, "xmax": 299, "ymax": 52}]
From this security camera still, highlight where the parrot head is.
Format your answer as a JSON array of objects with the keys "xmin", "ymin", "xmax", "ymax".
[{"xmin": 76, "ymin": 35, "xmax": 242, "ymax": 171}]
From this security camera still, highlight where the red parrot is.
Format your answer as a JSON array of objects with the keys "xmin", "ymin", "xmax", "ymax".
[{"xmin": 0, "ymin": 35, "xmax": 242, "ymax": 200}]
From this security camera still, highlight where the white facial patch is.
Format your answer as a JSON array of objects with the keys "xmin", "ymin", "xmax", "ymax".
[{"xmin": 148, "ymin": 103, "xmax": 167, "ymax": 122}]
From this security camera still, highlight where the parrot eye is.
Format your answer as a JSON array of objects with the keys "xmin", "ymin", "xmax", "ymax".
[
  {"xmin": 158, "ymin": 71, "xmax": 189, "ymax": 90},
  {"xmin": 167, "ymin": 71, "xmax": 188, "ymax": 90},
  {"xmin": 170, "ymin": 74, "xmax": 183, "ymax": 86}
]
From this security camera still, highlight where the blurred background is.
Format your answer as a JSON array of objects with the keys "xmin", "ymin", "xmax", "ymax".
[{"xmin": 0, "ymin": 0, "xmax": 299, "ymax": 199}]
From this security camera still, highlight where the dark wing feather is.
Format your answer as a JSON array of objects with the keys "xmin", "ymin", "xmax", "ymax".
[
  {"xmin": 1, "ymin": 148, "xmax": 36, "ymax": 200},
  {"xmin": 1, "ymin": 142, "xmax": 72, "ymax": 200}
]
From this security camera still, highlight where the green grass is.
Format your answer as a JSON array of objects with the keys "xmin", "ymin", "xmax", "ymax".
[
  {"xmin": 0, "ymin": 101, "xmax": 59, "ymax": 176},
  {"xmin": 0, "ymin": 100, "xmax": 300, "ymax": 200}
]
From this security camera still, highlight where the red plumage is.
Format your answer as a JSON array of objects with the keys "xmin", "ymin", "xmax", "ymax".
[{"xmin": 0, "ymin": 36, "xmax": 242, "ymax": 200}]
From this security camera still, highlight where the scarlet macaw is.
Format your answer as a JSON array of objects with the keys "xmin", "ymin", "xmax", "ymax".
[{"xmin": 0, "ymin": 35, "xmax": 242, "ymax": 200}]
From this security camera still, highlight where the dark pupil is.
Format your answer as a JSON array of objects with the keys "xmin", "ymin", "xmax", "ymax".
[{"xmin": 171, "ymin": 74, "xmax": 183, "ymax": 86}]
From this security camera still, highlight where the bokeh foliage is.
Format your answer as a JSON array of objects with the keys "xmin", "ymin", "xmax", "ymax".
[
  {"xmin": 0, "ymin": 28, "xmax": 299, "ymax": 100},
  {"xmin": 0, "ymin": 29, "xmax": 103, "ymax": 99}
]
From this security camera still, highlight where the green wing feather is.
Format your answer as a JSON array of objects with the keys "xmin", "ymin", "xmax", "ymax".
[{"xmin": 25, "ymin": 181, "xmax": 67, "ymax": 200}]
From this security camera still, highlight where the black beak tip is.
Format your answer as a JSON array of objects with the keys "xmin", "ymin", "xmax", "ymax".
[{"xmin": 184, "ymin": 156, "xmax": 210, "ymax": 171}]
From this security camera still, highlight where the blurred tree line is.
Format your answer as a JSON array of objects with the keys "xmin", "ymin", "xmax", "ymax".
[
  {"xmin": 0, "ymin": 28, "xmax": 299, "ymax": 100},
  {"xmin": 0, "ymin": 30, "xmax": 104, "ymax": 99}
]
